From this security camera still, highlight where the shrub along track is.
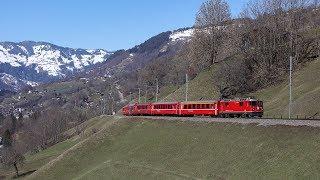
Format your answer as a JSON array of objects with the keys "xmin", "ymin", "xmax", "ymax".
[{"xmin": 122, "ymin": 116, "xmax": 320, "ymax": 128}]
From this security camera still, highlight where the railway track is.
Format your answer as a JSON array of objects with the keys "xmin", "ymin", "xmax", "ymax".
[{"xmin": 122, "ymin": 116, "xmax": 320, "ymax": 128}]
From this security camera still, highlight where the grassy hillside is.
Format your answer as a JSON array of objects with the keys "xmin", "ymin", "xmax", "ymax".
[
  {"xmin": 14, "ymin": 116, "xmax": 320, "ymax": 179},
  {"xmin": 162, "ymin": 58, "xmax": 320, "ymax": 119},
  {"xmin": 163, "ymin": 67, "xmax": 219, "ymax": 102},
  {"xmin": 0, "ymin": 116, "xmax": 116, "ymax": 179},
  {"xmin": 252, "ymin": 58, "xmax": 320, "ymax": 118}
]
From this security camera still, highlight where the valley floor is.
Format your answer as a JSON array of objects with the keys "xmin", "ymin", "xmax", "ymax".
[{"xmin": 2, "ymin": 115, "xmax": 320, "ymax": 179}]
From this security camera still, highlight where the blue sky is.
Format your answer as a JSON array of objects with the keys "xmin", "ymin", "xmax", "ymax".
[{"xmin": 0, "ymin": 0, "xmax": 249, "ymax": 51}]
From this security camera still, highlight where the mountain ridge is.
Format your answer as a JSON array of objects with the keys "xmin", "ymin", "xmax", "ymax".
[{"xmin": 0, "ymin": 40, "xmax": 113, "ymax": 91}]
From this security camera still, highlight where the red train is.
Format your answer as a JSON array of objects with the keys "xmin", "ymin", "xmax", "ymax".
[{"xmin": 122, "ymin": 99, "xmax": 263, "ymax": 118}]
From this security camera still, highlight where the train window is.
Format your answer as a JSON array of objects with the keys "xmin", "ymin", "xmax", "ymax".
[
  {"xmin": 250, "ymin": 101, "xmax": 257, "ymax": 106},
  {"xmin": 240, "ymin": 102, "xmax": 243, "ymax": 106},
  {"xmin": 259, "ymin": 101, "xmax": 263, "ymax": 106},
  {"xmin": 225, "ymin": 102, "xmax": 229, "ymax": 106}
]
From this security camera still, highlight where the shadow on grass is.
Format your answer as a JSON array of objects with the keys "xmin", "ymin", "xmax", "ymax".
[{"xmin": 12, "ymin": 170, "xmax": 37, "ymax": 179}]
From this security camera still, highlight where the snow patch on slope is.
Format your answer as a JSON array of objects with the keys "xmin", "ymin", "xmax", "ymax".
[{"xmin": 170, "ymin": 29, "xmax": 194, "ymax": 42}]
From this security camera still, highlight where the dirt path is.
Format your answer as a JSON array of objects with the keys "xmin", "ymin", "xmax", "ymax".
[{"xmin": 123, "ymin": 116, "xmax": 320, "ymax": 128}]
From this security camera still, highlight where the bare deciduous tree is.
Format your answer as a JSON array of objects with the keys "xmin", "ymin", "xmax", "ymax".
[
  {"xmin": 0, "ymin": 130, "xmax": 25, "ymax": 177},
  {"xmin": 190, "ymin": 0, "xmax": 232, "ymax": 70}
]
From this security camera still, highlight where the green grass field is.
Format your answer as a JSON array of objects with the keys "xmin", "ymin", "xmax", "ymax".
[
  {"xmin": 0, "ymin": 138, "xmax": 78, "ymax": 179},
  {"xmin": 11, "ymin": 116, "xmax": 320, "ymax": 179}
]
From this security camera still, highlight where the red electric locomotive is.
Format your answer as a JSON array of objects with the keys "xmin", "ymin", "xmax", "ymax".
[
  {"xmin": 218, "ymin": 99, "xmax": 263, "ymax": 118},
  {"xmin": 122, "ymin": 98, "xmax": 263, "ymax": 118}
]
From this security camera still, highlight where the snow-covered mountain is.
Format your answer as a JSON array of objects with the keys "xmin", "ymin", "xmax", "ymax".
[{"xmin": 0, "ymin": 41, "xmax": 112, "ymax": 91}]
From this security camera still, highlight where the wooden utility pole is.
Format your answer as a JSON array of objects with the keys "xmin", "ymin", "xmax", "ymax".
[
  {"xmin": 289, "ymin": 56, "xmax": 293, "ymax": 119},
  {"xmin": 156, "ymin": 78, "xmax": 159, "ymax": 102},
  {"xmin": 138, "ymin": 88, "xmax": 141, "ymax": 103},
  {"xmin": 145, "ymin": 88, "xmax": 149, "ymax": 103},
  {"xmin": 289, "ymin": 15, "xmax": 294, "ymax": 120},
  {"xmin": 185, "ymin": 74, "xmax": 189, "ymax": 102}
]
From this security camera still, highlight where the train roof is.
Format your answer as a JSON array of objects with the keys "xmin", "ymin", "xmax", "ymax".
[
  {"xmin": 180, "ymin": 101, "xmax": 217, "ymax": 104},
  {"xmin": 219, "ymin": 98, "xmax": 261, "ymax": 102},
  {"xmin": 152, "ymin": 102, "xmax": 179, "ymax": 105}
]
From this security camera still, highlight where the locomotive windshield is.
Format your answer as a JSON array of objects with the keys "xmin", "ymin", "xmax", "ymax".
[
  {"xmin": 250, "ymin": 101, "xmax": 257, "ymax": 106},
  {"xmin": 250, "ymin": 101, "xmax": 263, "ymax": 107}
]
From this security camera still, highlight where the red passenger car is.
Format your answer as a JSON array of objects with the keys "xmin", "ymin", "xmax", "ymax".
[
  {"xmin": 179, "ymin": 101, "xmax": 218, "ymax": 116},
  {"xmin": 151, "ymin": 102, "xmax": 180, "ymax": 116},
  {"xmin": 122, "ymin": 104, "xmax": 136, "ymax": 116},
  {"xmin": 136, "ymin": 103, "xmax": 152, "ymax": 116}
]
